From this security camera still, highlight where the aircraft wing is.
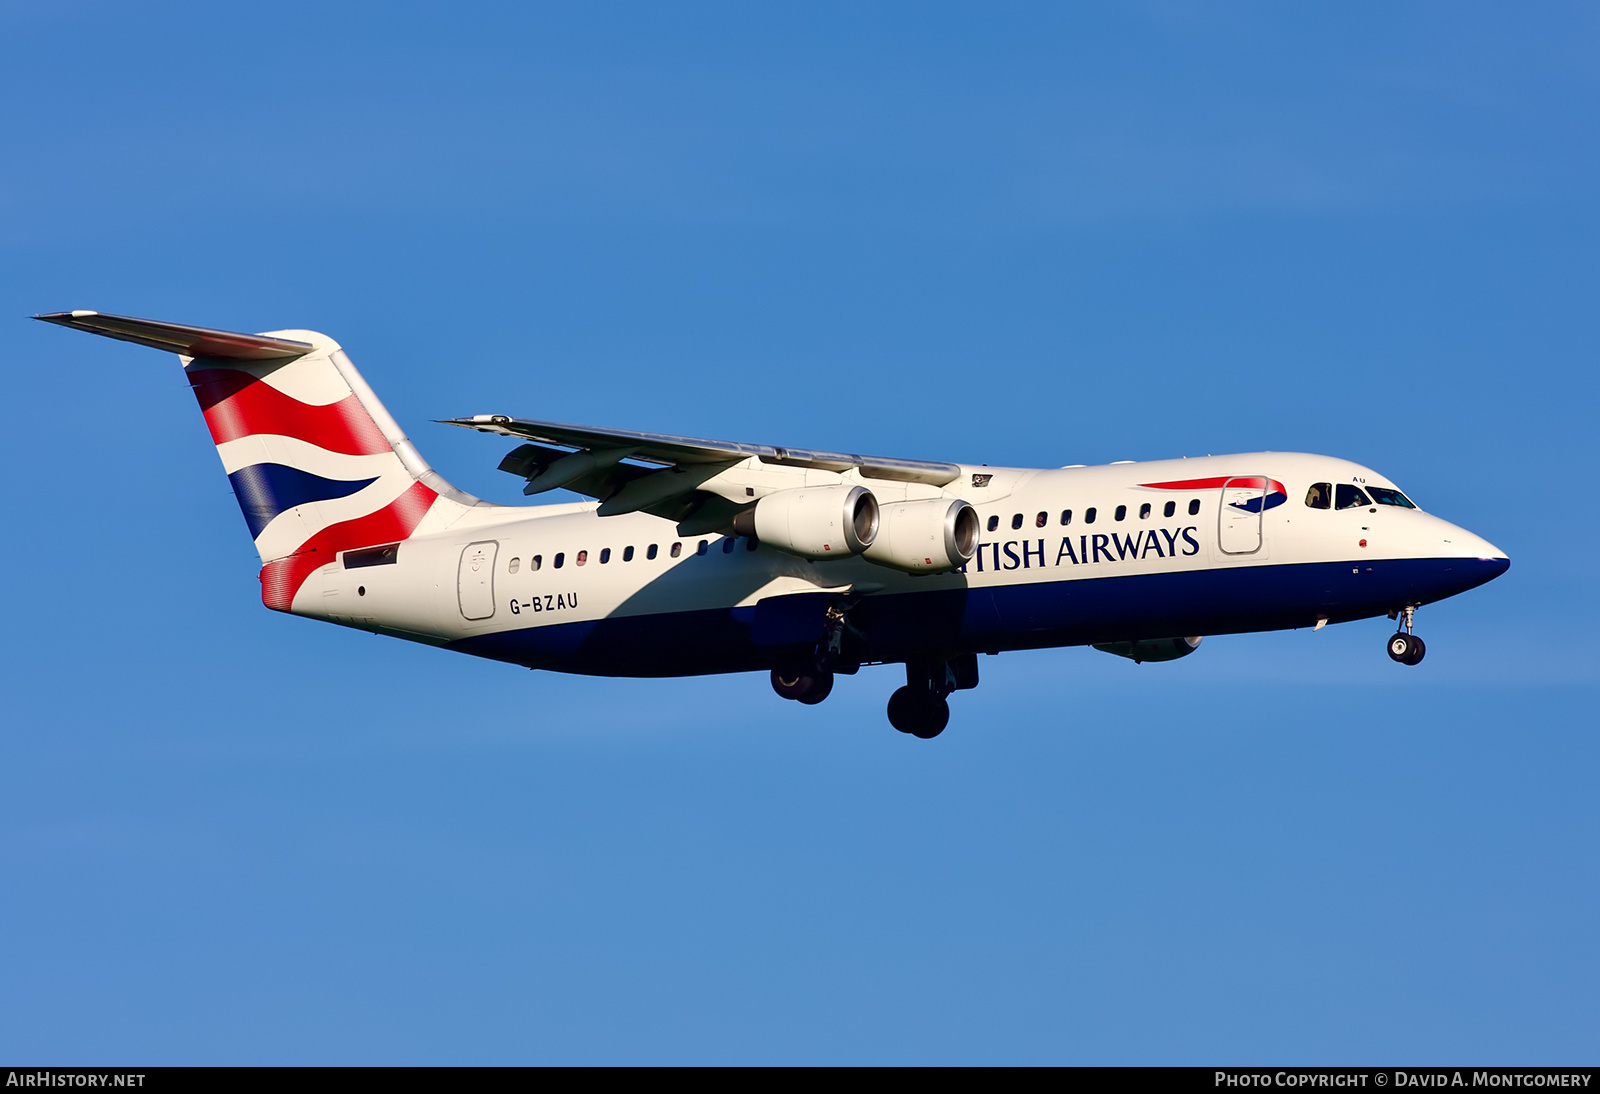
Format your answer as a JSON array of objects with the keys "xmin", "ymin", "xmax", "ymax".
[
  {"xmin": 442, "ymin": 415, "xmax": 961, "ymax": 486},
  {"xmin": 441, "ymin": 414, "xmax": 963, "ymax": 530}
]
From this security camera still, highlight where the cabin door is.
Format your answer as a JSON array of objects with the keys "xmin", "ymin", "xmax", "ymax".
[
  {"xmin": 1217, "ymin": 478, "xmax": 1266, "ymax": 555},
  {"xmin": 457, "ymin": 541, "xmax": 498, "ymax": 620}
]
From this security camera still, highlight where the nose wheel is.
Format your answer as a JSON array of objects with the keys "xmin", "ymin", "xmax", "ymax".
[
  {"xmin": 1387, "ymin": 606, "xmax": 1426, "ymax": 666},
  {"xmin": 1387, "ymin": 632, "xmax": 1425, "ymax": 664}
]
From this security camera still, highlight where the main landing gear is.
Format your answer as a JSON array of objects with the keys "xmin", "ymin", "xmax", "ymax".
[
  {"xmin": 771, "ymin": 664, "xmax": 834, "ymax": 705},
  {"xmin": 887, "ymin": 655, "xmax": 980, "ymax": 739},
  {"xmin": 769, "ymin": 602, "xmax": 857, "ymax": 706},
  {"xmin": 766, "ymin": 600, "xmax": 983, "ymax": 739},
  {"xmin": 1387, "ymin": 605, "xmax": 1426, "ymax": 666}
]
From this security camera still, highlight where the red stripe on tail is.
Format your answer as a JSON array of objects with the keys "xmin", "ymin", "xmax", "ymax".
[
  {"xmin": 259, "ymin": 480, "xmax": 439, "ymax": 612},
  {"xmin": 190, "ymin": 368, "xmax": 392, "ymax": 456}
]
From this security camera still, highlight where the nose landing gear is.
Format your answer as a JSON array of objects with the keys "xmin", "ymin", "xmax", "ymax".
[{"xmin": 1387, "ymin": 605, "xmax": 1426, "ymax": 665}]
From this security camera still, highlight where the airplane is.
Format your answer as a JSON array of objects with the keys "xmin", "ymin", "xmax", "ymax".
[{"xmin": 36, "ymin": 310, "xmax": 1510, "ymax": 739}]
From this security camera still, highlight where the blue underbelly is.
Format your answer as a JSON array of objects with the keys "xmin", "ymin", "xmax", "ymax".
[{"xmin": 446, "ymin": 556, "xmax": 1508, "ymax": 677}]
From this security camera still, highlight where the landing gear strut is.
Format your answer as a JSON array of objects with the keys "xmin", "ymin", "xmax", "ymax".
[
  {"xmin": 887, "ymin": 655, "xmax": 979, "ymax": 739},
  {"xmin": 1387, "ymin": 605, "xmax": 1426, "ymax": 666},
  {"xmin": 769, "ymin": 601, "xmax": 861, "ymax": 706}
]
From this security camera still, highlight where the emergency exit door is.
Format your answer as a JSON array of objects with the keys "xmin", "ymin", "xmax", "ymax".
[{"xmin": 457, "ymin": 541, "xmax": 498, "ymax": 620}]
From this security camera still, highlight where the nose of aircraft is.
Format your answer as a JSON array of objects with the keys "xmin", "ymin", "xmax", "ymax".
[
  {"xmin": 1435, "ymin": 517, "xmax": 1510, "ymax": 591},
  {"xmin": 1406, "ymin": 509, "xmax": 1507, "ymax": 564},
  {"xmin": 1445, "ymin": 522, "xmax": 1509, "ymax": 564}
]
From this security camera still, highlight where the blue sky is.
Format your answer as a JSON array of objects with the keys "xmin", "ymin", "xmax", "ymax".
[{"xmin": 2, "ymin": 1, "xmax": 1596, "ymax": 1063}]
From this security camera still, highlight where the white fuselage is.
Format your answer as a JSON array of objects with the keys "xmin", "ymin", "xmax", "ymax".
[{"xmin": 293, "ymin": 451, "xmax": 1506, "ymax": 676}]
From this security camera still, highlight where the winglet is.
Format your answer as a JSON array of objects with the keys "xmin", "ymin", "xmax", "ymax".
[{"xmin": 33, "ymin": 310, "xmax": 315, "ymax": 360}]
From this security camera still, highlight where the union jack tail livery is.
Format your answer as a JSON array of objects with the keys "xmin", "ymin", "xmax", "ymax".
[{"xmin": 36, "ymin": 311, "xmax": 484, "ymax": 611}]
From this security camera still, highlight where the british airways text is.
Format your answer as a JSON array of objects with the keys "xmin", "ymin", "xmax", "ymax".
[{"xmin": 966, "ymin": 525, "xmax": 1203, "ymax": 572}]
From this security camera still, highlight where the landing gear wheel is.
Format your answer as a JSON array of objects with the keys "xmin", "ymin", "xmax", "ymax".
[
  {"xmin": 886, "ymin": 687, "xmax": 949, "ymax": 738},
  {"xmin": 771, "ymin": 666, "xmax": 816, "ymax": 701},
  {"xmin": 886, "ymin": 687, "xmax": 918, "ymax": 732},
  {"xmin": 797, "ymin": 671, "xmax": 834, "ymax": 705},
  {"xmin": 772, "ymin": 665, "xmax": 835, "ymax": 704},
  {"xmin": 1387, "ymin": 633, "xmax": 1425, "ymax": 666},
  {"xmin": 910, "ymin": 698, "xmax": 950, "ymax": 738}
]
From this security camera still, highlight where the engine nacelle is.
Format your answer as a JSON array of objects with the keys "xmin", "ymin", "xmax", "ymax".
[
  {"xmin": 732, "ymin": 484, "xmax": 878, "ymax": 560},
  {"xmin": 1093, "ymin": 636, "xmax": 1203, "ymax": 663},
  {"xmin": 864, "ymin": 498, "xmax": 979, "ymax": 575}
]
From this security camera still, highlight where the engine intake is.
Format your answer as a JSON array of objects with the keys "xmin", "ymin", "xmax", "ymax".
[
  {"xmin": 1093, "ymin": 636, "xmax": 1203, "ymax": 663},
  {"xmin": 732, "ymin": 485, "xmax": 878, "ymax": 559},
  {"xmin": 864, "ymin": 498, "xmax": 979, "ymax": 574}
]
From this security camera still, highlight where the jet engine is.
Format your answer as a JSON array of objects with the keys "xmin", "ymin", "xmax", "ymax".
[
  {"xmin": 864, "ymin": 498, "xmax": 980, "ymax": 575},
  {"xmin": 731, "ymin": 484, "xmax": 879, "ymax": 560},
  {"xmin": 1092, "ymin": 636, "xmax": 1203, "ymax": 663}
]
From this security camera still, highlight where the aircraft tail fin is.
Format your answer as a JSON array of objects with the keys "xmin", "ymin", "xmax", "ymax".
[{"xmin": 35, "ymin": 311, "xmax": 485, "ymax": 612}]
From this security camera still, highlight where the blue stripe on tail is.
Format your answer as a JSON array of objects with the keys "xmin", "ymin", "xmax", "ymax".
[{"xmin": 228, "ymin": 463, "xmax": 379, "ymax": 539}]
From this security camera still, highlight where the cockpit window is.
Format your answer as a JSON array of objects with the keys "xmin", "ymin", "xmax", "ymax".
[
  {"xmin": 1335, "ymin": 484, "xmax": 1372, "ymax": 510},
  {"xmin": 1367, "ymin": 486, "xmax": 1417, "ymax": 509},
  {"xmin": 1304, "ymin": 483, "xmax": 1331, "ymax": 510}
]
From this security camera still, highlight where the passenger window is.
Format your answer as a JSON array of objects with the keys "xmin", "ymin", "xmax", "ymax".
[
  {"xmin": 746, "ymin": 537, "xmax": 758, "ymax": 551},
  {"xmin": 1011, "ymin": 514, "xmax": 1023, "ymax": 530},
  {"xmin": 987, "ymin": 515, "xmax": 999, "ymax": 532},
  {"xmin": 1139, "ymin": 503, "xmax": 1151, "ymax": 519},
  {"xmin": 1188, "ymin": 499, "xmax": 1200, "ymax": 516},
  {"xmin": 1036, "ymin": 512, "xmax": 1047, "ymax": 528},
  {"xmin": 670, "ymin": 542, "xmax": 682, "ymax": 558},
  {"xmin": 531, "ymin": 555, "xmax": 542, "ymax": 571},
  {"xmin": 697, "ymin": 540, "xmax": 708, "ymax": 555},
  {"xmin": 647, "ymin": 544, "xmax": 659, "ymax": 560},
  {"xmin": 722, "ymin": 537, "xmax": 736, "ymax": 554},
  {"xmin": 1163, "ymin": 501, "xmax": 1175, "ymax": 518},
  {"xmin": 1305, "ymin": 483, "xmax": 1332, "ymax": 510},
  {"xmin": 1060, "ymin": 510, "xmax": 1072, "ymax": 526},
  {"xmin": 623, "ymin": 545, "xmax": 634, "ymax": 562},
  {"xmin": 599, "ymin": 548, "xmax": 611, "ymax": 564},
  {"xmin": 508, "ymin": 557, "xmax": 520, "ymax": 574},
  {"xmin": 1085, "ymin": 507, "xmax": 1097, "ymax": 524},
  {"xmin": 553, "ymin": 552, "xmax": 565, "ymax": 569},
  {"xmin": 1114, "ymin": 505, "xmax": 1127, "ymax": 522},
  {"xmin": 576, "ymin": 550, "xmax": 588, "ymax": 566},
  {"xmin": 1368, "ymin": 486, "xmax": 1417, "ymax": 509},
  {"xmin": 1335, "ymin": 484, "xmax": 1372, "ymax": 510}
]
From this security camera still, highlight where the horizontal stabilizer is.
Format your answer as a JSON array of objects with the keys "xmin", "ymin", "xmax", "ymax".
[{"xmin": 33, "ymin": 310, "xmax": 314, "ymax": 360}]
